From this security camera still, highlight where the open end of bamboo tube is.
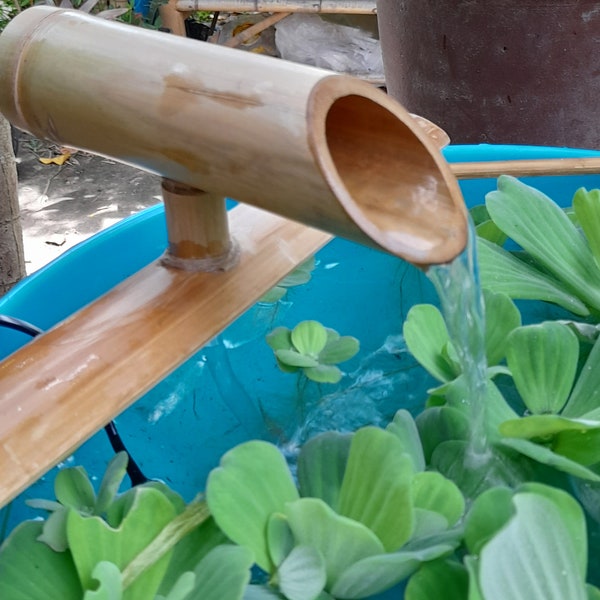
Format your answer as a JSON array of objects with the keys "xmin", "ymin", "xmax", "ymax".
[{"xmin": 308, "ymin": 78, "xmax": 468, "ymax": 267}]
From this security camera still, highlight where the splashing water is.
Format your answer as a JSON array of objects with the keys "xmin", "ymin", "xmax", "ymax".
[{"xmin": 427, "ymin": 221, "xmax": 491, "ymax": 463}]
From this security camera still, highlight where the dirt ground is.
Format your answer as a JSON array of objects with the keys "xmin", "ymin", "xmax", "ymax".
[{"xmin": 15, "ymin": 133, "xmax": 162, "ymax": 274}]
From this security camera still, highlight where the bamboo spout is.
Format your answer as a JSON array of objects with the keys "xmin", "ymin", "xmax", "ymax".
[{"xmin": 0, "ymin": 6, "xmax": 467, "ymax": 267}]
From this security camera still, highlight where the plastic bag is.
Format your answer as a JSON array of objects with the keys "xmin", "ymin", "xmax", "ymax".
[{"xmin": 275, "ymin": 14, "xmax": 384, "ymax": 79}]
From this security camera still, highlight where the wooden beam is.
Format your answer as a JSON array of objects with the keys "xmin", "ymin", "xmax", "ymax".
[
  {"xmin": 174, "ymin": 0, "xmax": 376, "ymax": 13},
  {"xmin": 0, "ymin": 205, "xmax": 332, "ymax": 508}
]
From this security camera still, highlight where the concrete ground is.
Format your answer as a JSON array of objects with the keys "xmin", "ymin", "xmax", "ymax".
[{"xmin": 15, "ymin": 134, "xmax": 162, "ymax": 274}]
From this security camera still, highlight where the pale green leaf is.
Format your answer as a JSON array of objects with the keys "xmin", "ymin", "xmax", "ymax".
[
  {"xmin": 415, "ymin": 406, "xmax": 470, "ymax": 462},
  {"xmin": 275, "ymin": 349, "xmax": 319, "ymax": 368},
  {"xmin": 206, "ymin": 441, "xmax": 299, "ymax": 573},
  {"xmin": 267, "ymin": 513, "xmax": 294, "ymax": 568},
  {"xmin": 84, "ymin": 561, "xmax": 122, "ymax": 600},
  {"xmin": 0, "ymin": 521, "xmax": 83, "ymax": 600},
  {"xmin": 477, "ymin": 238, "xmax": 589, "ymax": 316},
  {"xmin": 487, "ymin": 176, "xmax": 600, "ymax": 312},
  {"xmin": 403, "ymin": 304, "xmax": 457, "ymax": 382},
  {"xmin": 331, "ymin": 544, "xmax": 454, "ymax": 599},
  {"xmin": 405, "ymin": 558, "xmax": 469, "ymax": 600},
  {"xmin": 55, "ymin": 466, "xmax": 96, "ymax": 513},
  {"xmin": 478, "ymin": 492, "xmax": 587, "ymax": 600},
  {"xmin": 318, "ymin": 336, "xmax": 359, "ymax": 365},
  {"xmin": 160, "ymin": 572, "xmax": 195, "ymax": 600},
  {"xmin": 412, "ymin": 471, "xmax": 464, "ymax": 527},
  {"xmin": 266, "ymin": 327, "xmax": 293, "ymax": 352},
  {"xmin": 284, "ymin": 498, "xmax": 383, "ymax": 590},
  {"xmin": 385, "ymin": 409, "xmax": 426, "ymax": 472},
  {"xmin": 338, "ymin": 427, "xmax": 415, "ymax": 551},
  {"xmin": 303, "ymin": 364, "xmax": 343, "ymax": 384},
  {"xmin": 95, "ymin": 452, "xmax": 129, "ymax": 515},
  {"xmin": 259, "ymin": 286, "xmax": 287, "ymax": 304},
  {"xmin": 297, "ymin": 431, "xmax": 352, "ymax": 510},
  {"xmin": 37, "ymin": 505, "xmax": 69, "ymax": 552},
  {"xmin": 277, "ymin": 545, "xmax": 326, "ymax": 600},
  {"xmin": 291, "ymin": 321, "xmax": 328, "ymax": 356},
  {"xmin": 483, "ymin": 290, "xmax": 521, "ymax": 366},
  {"xmin": 573, "ymin": 188, "xmax": 600, "ymax": 266},
  {"xmin": 505, "ymin": 322, "xmax": 579, "ymax": 414},
  {"xmin": 563, "ymin": 333, "xmax": 600, "ymax": 418}
]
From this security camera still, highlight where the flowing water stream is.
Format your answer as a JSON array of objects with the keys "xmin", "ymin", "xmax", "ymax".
[{"xmin": 427, "ymin": 222, "xmax": 492, "ymax": 463}]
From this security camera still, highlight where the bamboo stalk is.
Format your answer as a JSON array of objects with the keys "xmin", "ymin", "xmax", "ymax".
[
  {"xmin": 0, "ymin": 7, "xmax": 467, "ymax": 267},
  {"xmin": 161, "ymin": 179, "xmax": 236, "ymax": 269},
  {"xmin": 451, "ymin": 157, "xmax": 600, "ymax": 180},
  {"xmin": 223, "ymin": 11, "xmax": 291, "ymax": 47},
  {"xmin": 0, "ymin": 205, "xmax": 332, "ymax": 508},
  {"xmin": 174, "ymin": 0, "xmax": 376, "ymax": 13}
]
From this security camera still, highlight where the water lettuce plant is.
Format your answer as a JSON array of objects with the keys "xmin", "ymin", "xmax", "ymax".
[
  {"xmin": 2, "ymin": 178, "xmax": 600, "ymax": 599},
  {"xmin": 266, "ymin": 321, "xmax": 359, "ymax": 384}
]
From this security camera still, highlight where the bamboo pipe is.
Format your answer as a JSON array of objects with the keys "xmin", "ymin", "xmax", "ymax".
[
  {"xmin": 0, "ymin": 7, "xmax": 467, "ymax": 268},
  {"xmin": 0, "ymin": 205, "xmax": 331, "ymax": 508},
  {"xmin": 174, "ymin": 0, "xmax": 377, "ymax": 13}
]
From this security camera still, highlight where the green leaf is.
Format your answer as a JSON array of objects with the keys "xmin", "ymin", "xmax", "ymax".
[
  {"xmin": 266, "ymin": 327, "xmax": 293, "ymax": 351},
  {"xmin": 283, "ymin": 498, "xmax": 383, "ymax": 590},
  {"xmin": 338, "ymin": 427, "xmax": 415, "ymax": 552},
  {"xmin": 95, "ymin": 452, "xmax": 129, "ymax": 515},
  {"xmin": 303, "ymin": 364, "xmax": 343, "ymax": 384},
  {"xmin": 297, "ymin": 431, "xmax": 352, "ymax": 510},
  {"xmin": 277, "ymin": 545, "xmax": 326, "ymax": 600},
  {"xmin": 267, "ymin": 513, "xmax": 294, "ymax": 568},
  {"xmin": 275, "ymin": 349, "xmax": 319, "ymax": 368},
  {"xmin": 0, "ymin": 521, "xmax": 83, "ymax": 600},
  {"xmin": 386, "ymin": 409, "xmax": 426, "ymax": 472},
  {"xmin": 552, "ymin": 427, "xmax": 600, "ymax": 466},
  {"xmin": 483, "ymin": 290, "xmax": 521, "ymax": 366},
  {"xmin": 505, "ymin": 322, "xmax": 579, "ymax": 414},
  {"xmin": 588, "ymin": 585, "xmax": 600, "ymax": 600},
  {"xmin": 412, "ymin": 471, "xmax": 464, "ymax": 527},
  {"xmin": 187, "ymin": 544, "xmax": 253, "ymax": 600},
  {"xmin": 415, "ymin": 406, "xmax": 470, "ymax": 462},
  {"xmin": 478, "ymin": 492, "xmax": 588, "ymax": 600},
  {"xmin": 55, "ymin": 466, "xmax": 96, "ymax": 513},
  {"xmin": 206, "ymin": 441, "xmax": 299, "ymax": 573},
  {"xmin": 259, "ymin": 286, "xmax": 288, "ymax": 304},
  {"xmin": 403, "ymin": 304, "xmax": 458, "ymax": 382},
  {"xmin": 331, "ymin": 544, "xmax": 454, "ymax": 599},
  {"xmin": 37, "ymin": 505, "xmax": 70, "ymax": 552},
  {"xmin": 318, "ymin": 336, "xmax": 359, "ymax": 365},
  {"xmin": 291, "ymin": 321, "xmax": 328, "ymax": 356},
  {"xmin": 477, "ymin": 238, "xmax": 589, "ymax": 316},
  {"xmin": 405, "ymin": 558, "xmax": 469, "ymax": 600},
  {"xmin": 573, "ymin": 188, "xmax": 600, "ymax": 266},
  {"xmin": 563, "ymin": 333, "xmax": 600, "ymax": 418},
  {"xmin": 500, "ymin": 414, "xmax": 600, "ymax": 439},
  {"xmin": 487, "ymin": 176, "xmax": 600, "ymax": 312},
  {"xmin": 67, "ymin": 487, "xmax": 177, "ymax": 599},
  {"xmin": 464, "ymin": 486, "xmax": 515, "ymax": 555},
  {"xmin": 476, "ymin": 219, "xmax": 508, "ymax": 245},
  {"xmin": 500, "ymin": 438, "xmax": 600, "ymax": 481},
  {"xmin": 84, "ymin": 562, "xmax": 123, "ymax": 600},
  {"xmin": 279, "ymin": 257, "xmax": 315, "ymax": 288}
]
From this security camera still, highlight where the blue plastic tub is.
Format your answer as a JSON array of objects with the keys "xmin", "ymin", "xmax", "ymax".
[{"xmin": 2, "ymin": 144, "xmax": 600, "ymax": 568}]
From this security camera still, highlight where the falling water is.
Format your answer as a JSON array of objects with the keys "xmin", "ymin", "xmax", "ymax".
[{"xmin": 427, "ymin": 221, "xmax": 492, "ymax": 463}]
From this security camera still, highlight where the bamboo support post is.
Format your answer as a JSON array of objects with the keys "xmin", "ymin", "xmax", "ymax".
[
  {"xmin": 174, "ymin": 0, "xmax": 376, "ymax": 13},
  {"xmin": 161, "ymin": 179, "xmax": 237, "ymax": 270}
]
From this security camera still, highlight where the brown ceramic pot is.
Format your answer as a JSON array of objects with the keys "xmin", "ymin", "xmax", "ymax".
[{"xmin": 377, "ymin": 0, "xmax": 600, "ymax": 147}]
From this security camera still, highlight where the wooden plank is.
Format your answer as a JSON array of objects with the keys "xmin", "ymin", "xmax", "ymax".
[
  {"xmin": 451, "ymin": 157, "xmax": 600, "ymax": 180},
  {"xmin": 0, "ymin": 205, "xmax": 332, "ymax": 508},
  {"xmin": 175, "ymin": 0, "xmax": 376, "ymax": 14}
]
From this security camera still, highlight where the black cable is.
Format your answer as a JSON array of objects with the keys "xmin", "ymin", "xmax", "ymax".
[{"xmin": 0, "ymin": 315, "xmax": 149, "ymax": 486}]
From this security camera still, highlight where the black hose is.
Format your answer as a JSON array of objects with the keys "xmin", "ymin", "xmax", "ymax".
[{"xmin": 0, "ymin": 315, "xmax": 149, "ymax": 486}]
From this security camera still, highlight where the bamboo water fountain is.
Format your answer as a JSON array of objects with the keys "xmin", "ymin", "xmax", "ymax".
[{"xmin": 0, "ymin": 6, "xmax": 473, "ymax": 508}]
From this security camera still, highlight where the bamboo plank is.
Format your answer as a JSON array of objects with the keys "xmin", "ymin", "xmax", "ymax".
[
  {"xmin": 0, "ymin": 205, "xmax": 332, "ymax": 508},
  {"xmin": 175, "ymin": 0, "xmax": 376, "ymax": 13},
  {"xmin": 223, "ymin": 11, "xmax": 291, "ymax": 47},
  {"xmin": 451, "ymin": 157, "xmax": 600, "ymax": 180}
]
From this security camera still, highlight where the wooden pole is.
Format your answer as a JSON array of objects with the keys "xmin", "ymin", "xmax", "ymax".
[
  {"xmin": 451, "ymin": 157, "xmax": 600, "ymax": 180},
  {"xmin": 0, "ymin": 7, "xmax": 468, "ymax": 267},
  {"xmin": 223, "ymin": 12, "xmax": 291, "ymax": 48},
  {"xmin": 174, "ymin": 0, "xmax": 376, "ymax": 13},
  {"xmin": 0, "ymin": 205, "xmax": 332, "ymax": 508}
]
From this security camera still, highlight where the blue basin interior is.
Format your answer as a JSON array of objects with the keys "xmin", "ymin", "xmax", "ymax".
[{"xmin": 2, "ymin": 144, "xmax": 600, "ymax": 569}]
